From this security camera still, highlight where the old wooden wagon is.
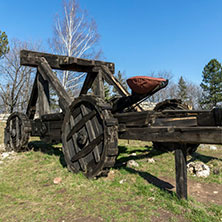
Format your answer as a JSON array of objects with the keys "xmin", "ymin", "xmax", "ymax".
[{"xmin": 4, "ymin": 50, "xmax": 222, "ymax": 199}]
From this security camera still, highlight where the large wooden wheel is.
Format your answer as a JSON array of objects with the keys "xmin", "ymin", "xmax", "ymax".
[
  {"xmin": 62, "ymin": 95, "xmax": 118, "ymax": 178},
  {"xmin": 152, "ymin": 100, "xmax": 199, "ymax": 155},
  {"xmin": 4, "ymin": 112, "xmax": 31, "ymax": 152}
]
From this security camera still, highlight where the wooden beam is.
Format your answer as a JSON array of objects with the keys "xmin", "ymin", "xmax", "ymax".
[
  {"xmin": 20, "ymin": 50, "xmax": 115, "ymax": 73},
  {"xmin": 92, "ymin": 70, "xmax": 105, "ymax": 98},
  {"xmin": 175, "ymin": 147, "xmax": 187, "ymax": 199},
  {"xmin": 118, "ymin": 126, "xmax": 222, "ymax": 144},
  {"xmin": 38, "ymin": 57, "xmax": 72, "ymax": 111},
  {"xmin": 37, "ymin": 72, "xmax": 50, "ymax": 116},
  {"xmin": 100, "ymin": 65, "xmax": 130, "ymax": 97},
  {"xmin": 26, "ymin": 73, "xmax": 38, "ymax": 119},
  {"xmin": 80, "ymin": 72, "xmax": 98, "ymax": 95}
]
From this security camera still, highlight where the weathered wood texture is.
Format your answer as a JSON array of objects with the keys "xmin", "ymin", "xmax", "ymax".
[
  {"xmin": 20, "ymin": 50, "xmax": 115, "ymax": 73},
  {"xmin": 38, "ymin": 57, "xmax": 72, "ymax": 111},
  {"xmin": 100, "ymin": 65, "xmax": 130, "ymax": 97},
  {"xmin": 26, "ymin": 73, "xmax": 38, "ymax": 119},
  {"xmin": 175, "ymin": 147, "xmax": 187, "ymax": 199},
  {"xmin": 80, "ymin": 72, "xmax": 98, "ymax": 95},
  {"xmin": 37, "ymin": 72, "xmax": 50, "ymax": 116},
  {"xmin": 115, "ymin": 111, "xmax": 198, "ymax": 127},
  {"xmin": 118, "ymin": 126, "xmax": 222, "ymax": 144},
  {"xmin": 92, "ymin": 70, "xmax": 105, "ymax": 98}
]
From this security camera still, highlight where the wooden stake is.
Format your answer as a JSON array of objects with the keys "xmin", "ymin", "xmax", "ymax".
[{"xmin": 175, "ymin": 146, "xmax": 187, "ymax": 199}]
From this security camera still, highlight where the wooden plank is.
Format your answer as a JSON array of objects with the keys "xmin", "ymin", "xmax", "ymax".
[
  {"xmin": 118, "ymin": 126, "xmax": 222, "ymax": 144},
  {"xmin": 80, "ymin": 72, "xmax": 98, "ymax": 95},
  {"xmin": 71, "ymin": 134, "xmax": 103, "ymax": 162},
  {"xmin": 37, "ymin": 72, "xmax": 50, "ymax": 117},
  {"xmin": 92, "ymin": 70, "xmax": 105, "ymax": 98},
  {"xmin": 115, "ymin": 112, "xmax": 197, "ymax": 127},
  {"xmin": 26, "ymin": 73, "xmax": 38, "ymax": 119},
  {"xmin": 20, "ymin": 50, "xmax": 115, "ymax": 73},
  {"xmin": 69, "ymin": 115, "xmax": 87, "ymax": 172},
  {"xmin": 153, "ymin": 117, "xmax": 197, "ymax": 127},
  {"xmin": 175, "ymin": 147, "xmax": 187, "ymax": 199},
  {"xmin": 66, "ymin": 110, "xmax": 97, "ymax": 142},
  {"xmin": 38, "ymin": 57, "xmax": 71, "ymax": 111},
  {"xmin": 100, "ymin": 65, "xmax": 130, "ymax": 97},
  {"xmin": 80, "ymin": 105, "xmax": 101, "ymax": 163}
]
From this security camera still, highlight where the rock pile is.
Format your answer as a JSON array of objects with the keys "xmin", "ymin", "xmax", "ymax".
[{"xmin": 187, "ymin": 161, "xmax": 210, "ymax": 177}]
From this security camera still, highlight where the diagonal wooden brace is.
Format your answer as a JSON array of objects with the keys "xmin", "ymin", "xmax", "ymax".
[{"xmin": 38, "ymin": 57, "xmax": 72, "ymax": 112}]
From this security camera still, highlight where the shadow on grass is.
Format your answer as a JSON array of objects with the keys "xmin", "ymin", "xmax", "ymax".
[
  {"xmin": 126, "ymin": 167, "xmax": 174, "ymax": 191},
  {"xmin": 116, "ymin": 145, "xmax": 175, "ymax": 193},
  {"xmin": 28, "ymin": 141, "xmax": 67, "ymax": 168},
  {"xmin": 117, "ymin": 145, "xmax": 165, "ymax": 167},
  {"xmin": 188, "ymin": 152, "xmax": 222, "ymax": 164}
]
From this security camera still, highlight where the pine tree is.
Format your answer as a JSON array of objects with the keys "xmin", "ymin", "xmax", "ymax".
[
  {"xmin": 0, "ymin": 31, "xmax": 9, "ymax": 59},
  {"xmin": 200, "ymin": 59, "xmax": 222, "ymax": 109},
  {"xmin": 177, "ymin": 76, "xmax": 188, "ymax": 102}
]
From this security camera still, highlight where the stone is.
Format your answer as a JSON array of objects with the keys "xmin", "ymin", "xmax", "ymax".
[
  {"xmin": 187, "ymin": 161, "xmax": 210, "ymax": 178},
  {"xmin": 147, "ymin": 158, "xmax": 155, "ymax": 163},
  {"xmin": 213, "ymin": 168, "xmax": 220, "ymax": 175},
  {"xmin": 127, "ymin": 160, "xmax": 139, "ymax": 168},
  {"xmin": 53, "ymin": 177, "xmax": 62, "ymax": 184},
  {"xmin": 1, "ymin": 152, "xmax": 10, "ymax": 159},
  {"xmin": 210, "ymin": 145, "xmax": 217, "ymax": 150},
  {"xmin": 119, "ymin": 179, "xmax": 126, "ymax": 184},
  {"xmin": 131, "ymin": 153, "xmax": 137, "ymax": 156}
]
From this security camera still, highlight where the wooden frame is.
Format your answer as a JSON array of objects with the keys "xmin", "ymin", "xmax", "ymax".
[{"xmin": 19, "ymin": 50, "xmax": 222, "ymax": 200}]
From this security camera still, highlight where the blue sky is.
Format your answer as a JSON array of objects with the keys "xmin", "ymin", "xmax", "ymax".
[{"xmin": 1, "ymin": 0, "xmax": 222, "ymax": 84}]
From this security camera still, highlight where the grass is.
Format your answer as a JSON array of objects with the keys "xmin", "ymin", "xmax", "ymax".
[{"xmin": 0, "ymin": 132, "xmax": 222, "ymax": 221}]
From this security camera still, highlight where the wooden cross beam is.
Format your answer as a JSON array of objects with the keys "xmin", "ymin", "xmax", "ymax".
[{"xmin": 20, "ymin": 50, "xmax": 115, "ymax": 73}]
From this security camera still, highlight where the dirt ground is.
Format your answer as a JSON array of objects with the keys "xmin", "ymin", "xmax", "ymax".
[{"xmin": 160, "ymin": 176, "xmax": 222, "ymax": 205}]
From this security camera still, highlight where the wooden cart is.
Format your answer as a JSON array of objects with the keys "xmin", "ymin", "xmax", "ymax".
[{"xmin": 4, "ymin": 50, "xmax": 222, "ymax": 199}]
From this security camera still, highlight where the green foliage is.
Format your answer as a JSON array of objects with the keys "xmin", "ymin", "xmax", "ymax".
[
  {"xmin": 113, "ymin": 71, "xmax": 128, "ymax": 95},
  {"xmin": 200, "ymin": 59, "xmax": 222, "ymax": 109},
  {"xmin": 0, "ymin": 31, "xmax": 9, "ymax": 59},
  {"xmin": 104, "ymin": 82, "xmax": 111, "ymax": 100},
  {"xmin": 177, "ymin": 76, "xmax": 188, "ymax": 102}
]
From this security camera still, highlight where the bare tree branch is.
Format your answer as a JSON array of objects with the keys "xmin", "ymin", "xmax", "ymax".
[{"xmin": 49, "ymin": 0, "xmax": 101, "ymax": 94}]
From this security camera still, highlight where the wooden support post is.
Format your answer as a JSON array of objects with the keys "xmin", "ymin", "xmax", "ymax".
[
  {"xmin": 92, "ymin": 70, "xmax": 105, "ymax": 99},
  {"xmin": 37, "ymin": 72, "xmax": 50, "ymax": 117},
  {"xmin": 175, "ymin": 146, "xmax": 187, "ymax": 199},
  {"xmin": 26, "ymin": 73, "xmax": 38, "ymax": 119}
]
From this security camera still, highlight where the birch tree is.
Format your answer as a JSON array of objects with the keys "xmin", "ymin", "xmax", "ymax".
[
  {"xmin": 0, "ymin": 39, "xmax": 40, "ymax": 113},
  {"xmin": 49, "ymin": 0, "xmax": 101, "ymax": 93}
]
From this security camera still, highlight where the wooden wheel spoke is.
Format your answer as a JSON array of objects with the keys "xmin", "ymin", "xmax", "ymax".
[
  {"xmin": 80, "ymin": 105, "xmax": 101, "ymax": 163},
  {"xmin": 66, "ymin": 110, "xmax": 97, "ymax": 142},
  {"xmin": 71, "ymin": 134, "xmax": 103, "ymax": 163}
]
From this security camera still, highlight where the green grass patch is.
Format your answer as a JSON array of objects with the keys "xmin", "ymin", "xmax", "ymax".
[{"xmin": 0, "ymin": 140, "xmax": 222, "ymax": 221}]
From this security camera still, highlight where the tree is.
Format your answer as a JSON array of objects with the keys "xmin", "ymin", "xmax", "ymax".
[
  {"xmin": 49, "ymin": 0, "xmax": 101, "ymax": 93},
  {"xmin": 0, "ymin": 39, "xmax": 40, "ymax": 113},
  {"xmin": 186, "ymin": 82, "xmax": 202, "ymax": 109},
  {"xmin": 0, "ymin": 31, "xmax": 9, "ymax": 59},
  {"xmin": 148, "ymin": 71, "xmax": 177, "ymax": 103},
  {"xmin": 112, "ymin": 71, "xmax": 128, "ymax": 95},
  {"xmin": 177, "ymin": 76, "xmax": 188, "ymax": 102},
  {"xmin": 200, "ymin": 59, "xmax": 222, "ymax": 109}
]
